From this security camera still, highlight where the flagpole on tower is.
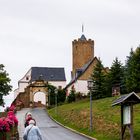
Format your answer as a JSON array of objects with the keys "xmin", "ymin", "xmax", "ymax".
[{"xmin": 82, "ymin": 24, "xmax": 84, "ymax": 34}]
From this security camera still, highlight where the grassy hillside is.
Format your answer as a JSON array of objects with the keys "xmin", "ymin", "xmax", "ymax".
[{"xmin": 48, "ymin": 97, "xmax": 140, "ymax": 140}]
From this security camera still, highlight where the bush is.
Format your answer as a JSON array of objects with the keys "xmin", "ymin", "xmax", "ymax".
[
  {"xmin": 0, "ymin": 104, "xmax": 19, "ymax": 140},
  {"xmin": 67, "ymin": 89, "xmax": 76, "ymax": 103},
  {"xmin": 57, "ymin": 89, "xmax": 66, "ymax": 104}
]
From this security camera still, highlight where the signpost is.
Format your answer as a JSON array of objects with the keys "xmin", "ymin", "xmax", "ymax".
[
  {"xmin": 87, "ymin": 79, "xmax": 96, "ymax": 132},
  {"xmin": 112, "ymin": 92, "xmax": 140, "ymax": 140},
  {"xmin": 55, "ymin": 89, "xmax": 58, "ymax": 115},
  {"xmin": 123, "ymin": 105, "xmax": 131, "ymax": 125}
]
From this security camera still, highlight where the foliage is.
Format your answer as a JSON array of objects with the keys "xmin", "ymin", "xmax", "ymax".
[
  {"xmin": 0, "ymin": 118, "xmax": 10, "ymax": 132},
  {"xmin": 124, "ymin": 46, "xmax": 140, "ymax": 92},
  {"xmin": 47, "ymin": 84, "xmax": 66, "ymax": 106},
  {"xmin": 0, "ymin": 64, "xmax": 12, "ymax": 106},
  {"xmin": 106, "ymin": 57, "xmax": 126, "ymax": 95},
  {"xmin": 75, "ymin": 92, "xmax": 87, "ymax": 101},
  {"xmin": 0, "ymin": 105, "xmax": 18, "ymax": 133},
  {"xmin": 47, "ymin": 84, "xmax": 56, "ymax": 105},
  {"xmin": 91, "ymin": 59, "xmax": 107, "ymax": 99},
  {"xmin": 57, "ymin": 89, "xmax": 66, "ymax": 104},
  {"xmin": 66, "ymin": 88, "xmax": 76, "ymax": 103},
  {"xmin": 109, "ymin": 57, "xmax": 123, "ymax": 85}
]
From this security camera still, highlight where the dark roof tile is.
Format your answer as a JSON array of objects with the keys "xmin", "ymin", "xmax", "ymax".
[
  {"xmin": 112, "ymin": 92, "xmax": 140, "ymax": 106},
  {"xmin": 80, "ymin": 34, "xmax": 86, "ymax": 41},
  {"xmin": 31, "ymin": 67, "xmax": 66, "ymax": 82}
]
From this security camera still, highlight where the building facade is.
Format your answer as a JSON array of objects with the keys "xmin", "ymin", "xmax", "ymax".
[
  {"xmin": 66, "ymin": 34, "xmax": 105, "ymax": 95},
  {"xmin": 72, "ymin": 34, "xmax": 94, "ymax": 79},
  {"xmin": 14, "ymin": 67, "xmax": 66, "ymax": 107}
]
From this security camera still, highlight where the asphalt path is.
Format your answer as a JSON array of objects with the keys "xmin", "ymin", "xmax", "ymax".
[{"xmin": 16, "ymin": 107, "xmax": 94, "ymax": 140}]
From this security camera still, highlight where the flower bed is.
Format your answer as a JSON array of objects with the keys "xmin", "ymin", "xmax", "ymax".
[{"xmin": 0, "ymin": 105, "xmax": 19, "ymax": 140}]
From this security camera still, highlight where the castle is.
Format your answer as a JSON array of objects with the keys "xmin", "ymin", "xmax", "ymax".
[
  {"xmin": 66, "ymin": 33, "xmax": 101, "ymax": 95},
  {"xmin": 14, "ymin": 32, "xmax": 107, "ymax": 107}
]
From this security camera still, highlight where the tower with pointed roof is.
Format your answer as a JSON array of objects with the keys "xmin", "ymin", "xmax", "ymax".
[
  {"xmin": 66, "ymin": 31, "xmax": 108, "ymax": 96},
  {"xmin": 72, "ymin": 34, "xmax": 94, "ymax": 78}
]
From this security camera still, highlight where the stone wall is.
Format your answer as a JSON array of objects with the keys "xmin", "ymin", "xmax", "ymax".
[
  {"xmin": 13, "ymin": 80, "xmax": 48, "ymax": 109},
  {"xmin": 72, "ymin": 39, "xmax": 94, "ymax": 78},
  {"xmin": 79, "ymin": 58, "xmax": 98, "ymax": 80}
]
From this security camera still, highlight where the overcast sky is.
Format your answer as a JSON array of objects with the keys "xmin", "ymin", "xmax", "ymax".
[{"xmin": 0, "ymin": 0, "xmax": 140, "ymax": 93}]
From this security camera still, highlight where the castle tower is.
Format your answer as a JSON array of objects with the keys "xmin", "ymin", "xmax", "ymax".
[{"xmin": 72, "ymin": 34, "xmax": 94, "ymax": 78}]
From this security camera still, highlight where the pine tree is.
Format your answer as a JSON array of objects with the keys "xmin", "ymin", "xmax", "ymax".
[
  {"xmin": 125, "ymin": 46, "xmax": 140, "ymax": 92},
  {"xmin": 124, "ymin": 48, "xmax": 134, "ymax": 92},
  {"xmin": 107, "ymin": 57, "xmax": 125, "ymax": 95},
  {"xmin": 91, "ymin": 59, "xmax": 106, "ymax": 99},
  {"xmin": 57, "ymin": 89, "xmax": 66, "ymax": 104},
  {"xmin": 67, "ymin": 88, "xmax": 76, "ymax": 103}
]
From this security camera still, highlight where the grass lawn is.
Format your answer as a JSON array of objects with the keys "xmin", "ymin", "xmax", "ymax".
[{"xmin": 48, "ymin": 96, "xmax": 140, "ymax": 140}]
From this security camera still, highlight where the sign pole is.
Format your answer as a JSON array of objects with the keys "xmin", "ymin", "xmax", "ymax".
[{"xmin": 90, "ymin": 90, "xmax": 93, "ymax": 132}]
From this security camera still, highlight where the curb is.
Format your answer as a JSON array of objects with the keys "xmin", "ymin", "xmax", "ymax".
[{"xmin": 48, "ymin": 114, "xmax": 97, "ymax": 140}]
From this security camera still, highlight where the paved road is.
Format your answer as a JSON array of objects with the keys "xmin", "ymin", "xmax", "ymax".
[{"xmin": 16, "ymin": 107, "xmax": 94, "ymax": 140}]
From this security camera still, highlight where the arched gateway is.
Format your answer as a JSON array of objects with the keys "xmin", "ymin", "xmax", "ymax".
[
  {"xmin": 28, "ymin": 80, "xmax": 48, "ymax": 107},
  {"xmin": 13, "ymin": 67, "xmax": 66, "ymax": 109},
  {"xmin": 14, "ymin": 80, "xmax": 49, "ymax": 108}
]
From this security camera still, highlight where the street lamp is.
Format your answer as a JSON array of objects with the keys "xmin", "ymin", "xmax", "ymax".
[
  {"xmin": 87, "ymin": 78, "xmax": 94, "ymax": 132},
  {"xmin": 48, "ymin": 89, "xmax": 51, "ymax": 107},
  {"xmin": 55, "ymin": 89, "xmax": 58, "ymax": 115}
]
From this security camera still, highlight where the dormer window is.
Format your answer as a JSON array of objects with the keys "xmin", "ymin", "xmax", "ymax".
[
  {"xmin": 76, "ymin": 69, "xmax": 82, "ymax": 77},
  {"xmin": 26, "ymin": 76, "xmax": 29, "ymax": 80}
]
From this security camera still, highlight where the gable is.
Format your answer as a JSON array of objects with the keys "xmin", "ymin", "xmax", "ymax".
[
  {"xmin": 18, "ymin": 68, "xmax": 32, "ymax": 83},
  {"xmin": 66, "ymin": 57, "xmax": 98, "ymax": 89},
  {"xmin": 79, "ymin": 58, "xmax": 99, "ymax": 80},
  {"xmin": 66, "ymin": 57, "xmax": 108, "ymax": 89}
]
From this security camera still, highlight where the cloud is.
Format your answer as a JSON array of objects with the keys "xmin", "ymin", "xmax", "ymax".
[{"xmin": 0, "ymin": 0, "xmax": 140, "ymax": 91}]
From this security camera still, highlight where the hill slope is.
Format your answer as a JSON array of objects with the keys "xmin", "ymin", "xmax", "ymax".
[{"xmin": 48, "ymin": 97, "xmax": 140, "ymax": 140}]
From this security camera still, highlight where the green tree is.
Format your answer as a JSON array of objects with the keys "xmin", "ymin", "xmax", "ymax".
[
  {"xmin": 124, "ymin": 48, "xmax": 134, "ymax": 93},
  {"xmin": 125, "ymin": 46, "xmax": 140, "ymax": 92},
  {"xmin": 57, "ymin": 89, "xmax": 66, "ymax": 104},
  {"xmin": 47, "ymin": 84, "xmax": 66, "ymax": 106},
  {"xmin": 0, "ymin": 64, "xmax": 12, "ymax": 106},
  {"xmin": 91, "ymin": 59, "xmax": 106, "ymax": 99},
  {"xmin": 67, "ymin": 88, "xmax": 76, "ymax": 103},
  {"xmin": 106, "ymin": 57, "xmax": 125, "ymax": 95},
  {"xmin": 47, "ymin": 84, "xmax": 56, "ymax": 105}
]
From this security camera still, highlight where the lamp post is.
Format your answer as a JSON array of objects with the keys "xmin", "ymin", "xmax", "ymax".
[
  {"xmin": 55, "ymin": 89, "xmax": 58, "ymax": 115},
  {"xmin": 48, "ymin": 89, "xmax": 51, "ymax": 107},
  {"xmin": 87, "ymin": 78, "xmax": 94, "ymax": 132}
]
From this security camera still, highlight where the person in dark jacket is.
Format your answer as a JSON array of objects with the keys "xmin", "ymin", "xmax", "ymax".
[{"xmin": 24, "ymin": 112, "xmax": 36, "ymax": 127}]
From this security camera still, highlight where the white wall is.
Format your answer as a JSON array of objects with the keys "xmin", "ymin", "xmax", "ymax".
[
  {"xmin": 19, "ymin": 82, "xmax": 29, "ymax": 92},
  {"xmin": 49, "ymin": 81, "xmax": 66, "ymax": 89},
  {"xmin": 18, "ymin": 81, "xmax": 66, "ymax": 94},
  {"xmin": 17, "ymin": 66, "xmax": 66, "ymax": 95},
  {"xmin": 19, "ymin": 69, "xmax": 31, "ymax": 82},
  {"xmin": 18, "ymin": 69, "xmax": 31, "ymax": 92},
  {"xmin": 67, "ymin": 80, "xmax": 89, "ymax": 95}
]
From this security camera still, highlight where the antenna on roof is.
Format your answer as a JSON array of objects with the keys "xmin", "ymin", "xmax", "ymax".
[{"xmin": 82, "ymin": 23, "xmax": 84, "ymax": 34}]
